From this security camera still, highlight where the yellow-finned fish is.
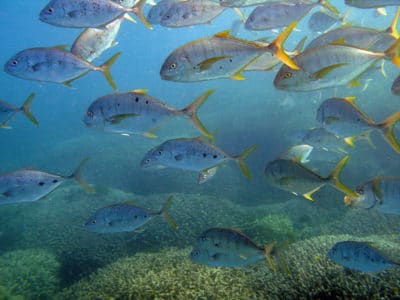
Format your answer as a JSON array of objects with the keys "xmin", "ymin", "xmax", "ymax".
[
  {"xmin": 274, "ymin": 37, "xmax": 400, "ymax": 91},
  {"xmin": 160, "ymin": 21, "xmax": 299, "ymax": 82},
  {"xmin": 305, "ymin": 8, "xmax": 400, "ymax": 52},
  {"xmin": 71, "ymin": 16, "xmax": 124, "ymax": 62},
  {"xmin": 245, "ymin": 0, "xmax": 338, "ymax": 31},
  {"xmin": 160, "ymin": 0, "xmax": 227, "ymax": 27},
  {"xmin": 345, "ymin": 0, "xmax": 400, "ymax": 8},
  {"xmin": 4, "ymin": 46, "xmax": 121, "ymax": 90},
  {"xmin": 220, "ymin": 0, "xmax": 282, "ymax": 7},
  {"xmin": 190, "ymin": 227, "xmax": 276, "ymax": 270},
  {"xmin": 0, "ymin": 93, "xmax": 38, "ymax": 128},
  {"xmin": 316, "ymin": 96, "xmax": 400, "ymax": 153},
  {"xmin": 264, "ymin": 155, "xmax": 359, "ymax": 201},
  {"xmin": 83, "ymin": 89, "xmax": 214, "ymax": 138},
  {"xmin": 344, "ymin": 177, "xmax": 400, "ymax": 215},
  {"xmin": 141, "ymin": 137, "xmax": 257, "ymax": 179},
  {"xmin": 39, "ymin": 0, "xmax": 152, "ymax": 29}
]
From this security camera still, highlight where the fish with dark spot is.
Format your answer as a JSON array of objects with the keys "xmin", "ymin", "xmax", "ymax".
[
  {"xmin": 39, "ymin": 0, "xmax": 152, "ymax": 29},
  {"xmin": 4, "ymin": 46, "xmax": 121, "ymax": 90},
  {"xmin": 141, "ymin": 137, "xmax": 257, "ymax": 179},
  {"xmin": 84, "ymin": 89, "xmax": 214, "ymax": 138},
  {"xmin": 0, "ymin": 159, "xmax": 92, "ymax": 205},
  {"xmin": 190, "ymin": 227, "xmax": 276, "ymax": 269},
  {"xmin": 328, "ymin": 241, "xmax": 400, "ymax": 273},
  {"xmin": 85, "ymin": 195, "xmax": 178, "ymax": 233}
]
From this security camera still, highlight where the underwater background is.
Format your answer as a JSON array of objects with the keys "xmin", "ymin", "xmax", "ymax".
[{"xmin": 1, "ymin": 1, "xmax": 400, "ymax": 299}]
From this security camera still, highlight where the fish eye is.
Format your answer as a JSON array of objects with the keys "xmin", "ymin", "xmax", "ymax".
[
  {"xmin": 91, "ymin": 220, "xmax": 96, "ymax": 224},
  {"xmin": 356, "ymin": 187, "xmax": 364, "ymax": 195},
  {"xmin": 87, "ymin": 110, "xmax": 94, "ymax": 118},
  {"xmin": 157, "ymin": 150, "xmax": 163, "ymax": 155},
  {"xmin": 170, "ymin": 63, "xmax": 177, "ymax": 70},
  {"xmin": 283, "ymin": 71, "xmax": 292, "ymax": 79},
  {"xmin": 11, "ymin": 60, "xmax": 18, "ymax": 66},
  {"xmin": 47, "ymin": 7, "xmax": 54, "ymax": 13}
]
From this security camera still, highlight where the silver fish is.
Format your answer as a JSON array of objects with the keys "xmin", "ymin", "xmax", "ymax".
[
  {"xmin": 274, "ymin": 39, "xmax": 400, "ymax": 91},
  {"xmin": 0, "ymin": 159, "xmax": 92, "ymax": 205},
  {"xmin": 305, "ymin": 8, "xmax": 400, "ymax": 52},
  {"xmin": 316, "ymin": 97, "xmax": 400, "ymax": 153},
  {"xmin": 328, "ymin": 241, "xmax": 400, "ymax": 273},
  {"xmin": 345, "ymin": 0, "xmax": 400, "ymax": 9},
  {"xmin": 190, "ymin": 227, "xmax": 276, "ymax": 269},
  {"xmin": 39, "ymin": 0, "xmax": 151, "ymax": 29},
  {"xmin": 141, "ymin": 137, "xmax": 257, "ymax": 178},
  {"xmin": 0, "ymin": 93, "xmax": 38, "ymax": 128},
  {"xmin": 147, "ymin": 0, "xmax": 184, "ymax": 25},
  {"xmin": 160, "ymin": 0, "xmax": 226, "ymax": 27},
  {"xmin": 85, "ymin": 195, "xmax": 178, "ymax": 233},
  {"xmin": 245, "ymin": 0, "xmax": 338, "ymax": 31},
  {"xmin": 308, "ymin": 10, "xmax": 347, "ymax": 33},
  {"xmin": 160, "ymin": 22, "xmax": 299, "ymax": 82},
  {"xmin": 83, "ymin": 89, "xmax": 214, "ymax": 138},
  {"xmin": 280, "ymin": 144, "xmax": 313, "ymax": 163},
  {"xmin": 4, "ymin": 47, "xmax": 121, "ymax": 90},
  {"xmin": 344, "ymin": 177, "xmax": 400, "ymax": 215},
  {"xmin": 71, "ymin": 16, "xmax": 123, "ymax": 62},
  {"xmin": 264, "ymin": 155, "xmax": 358, "ymax": 201}
]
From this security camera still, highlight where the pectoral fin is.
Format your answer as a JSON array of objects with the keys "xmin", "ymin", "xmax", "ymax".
[
  {"xmin": 197, "ymin": 56, "xmax": 231, "ymax": 71},
  {"xmin": 302, "ymin": 186, "xmax": 322, "ymax": 201},
  {"xmin": 312, "ymin": 63, "xmax": 347, "ymax": 80},
  {"xmin": 110, "ymin": 113, "xmax": 140, "ymax": 124}
]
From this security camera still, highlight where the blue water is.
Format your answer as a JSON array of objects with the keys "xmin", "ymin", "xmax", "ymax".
[{"xmin": 0, "ymin": 1, "xmax": 400, "ymax": 299}]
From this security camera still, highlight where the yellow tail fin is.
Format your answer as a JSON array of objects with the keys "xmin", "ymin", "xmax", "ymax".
[
  {"xmin": 387, "ymin": 7, "xmax": 400, "ymax": 39},
  {"xmin": 266, "ymin": 21, "xmax": 300, "ymax": 70},
  {"xmin": 377, "ymin": 111, "xmax": 400, "ymax": 153},
  {"xmin": 384, "ymin": 37, "xmax": 400, "ymax": 67},
  {"xmin": 320, "ymin": 0, "xmax": 339, "ymax": 14},
  {"xmin": 160, "ymin": 195, "xmax": 178, "ymax": 230},
  {"xmin": 180, "ymin": 89, "xmax": 215, "ymax": 139},
  {"xmin": 264, "ymin": 242, "xmax": 277, "ymax": 272},
  {"xmin": 21, "ymin": 93, "xmax": 39, "ymax": 126},
  {"xmin": 69, "ymin": 158, "xmax": 94, "ymax": 193},
  {"xmin": 328, "ymin": 155, "xmax": 359, "ymax": 198},
  {"xmin": 235, "ymin": 145, "xmax": 257, "ymax": 178},
  {"xmin": 100, "ymin": 52, "xmax": 121, "ymax": 90},
  {"xmin": 130, "ymin": 0, "xmax": 153, "ymax": 29}
]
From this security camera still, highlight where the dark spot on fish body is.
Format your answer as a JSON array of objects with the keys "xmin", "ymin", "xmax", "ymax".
[
  {"xmin": 145, "ymin": 100, "xmax": 149, "ymax": 104},
  {"xmin": 38, "ymin": 182, "xmax": 45, "ymax": 186},
  {"xmin": 214, "ymin": 242, "xmax": 220, "ymax": 248},
  {"xmin": 229, "ymin": 58, "xmax": 232, "ymax": 63},
  {"xmin": 213, "ymin": 155, "xmax": 218, "ymax": 159},
  {"xmin": 174, "ymin": 154, "xmax": 183, "ymax": 161},
  {"xmin": 203, "ymin": 153, "xmax": 207, "ymax": 158},
  {"xmin": 219, "ymin": 66, "xmax": 222, "ymax": 70},
  {"xmin": 144, "ymin": 214, "xmax": 148, "ymax": 218},
  {"xmin": 52, "ymin": 179, "xmax": 58, "ymax": 183},
  {"xmin": 134, "ymin": 215, "xmax": 138, "ymax": 219},
  {"xmin": 135, "ymin": 97, "xmax": 139, "ymax": 102}
]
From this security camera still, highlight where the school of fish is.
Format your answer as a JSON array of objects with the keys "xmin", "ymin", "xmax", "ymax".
[{"xmin": 1, "ymin": 0, "xmax": 400, "ymax": 274}]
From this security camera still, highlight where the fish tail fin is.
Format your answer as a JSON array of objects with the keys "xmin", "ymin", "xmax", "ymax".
[
  {"xmin": 123, "ymin": 13, "xmax": 137, "ymax": 24},
  {"xmin": 328, "ymin": 155, "xmax": 358, "ymax": 198},
  {"xmin": 384, "ymin": 37, "xmax": 400, "ymax": 67},
  {"xmin": 341, "ymin": 8, "xmax": 351, "ymax": 24},
  {"xmin": 358, "ymin": 131, "xmax": 376, "ymax": 149},
  {"xmin": 266, "ymin": 21, "xmax": 300, "ymax": 70},
  {"xmin": 131, "ymin": 0, "xmax": 153, "ymax": 29},
  {"xmin": 21, "ymin": 93, "xmax": 39, "ymax": 126},
  {"xmin": 234, "ymin": 145, "xmax": 257, "ymax": 178},
  {"xmin": 232, "ymin": 8, "xmax": 246, "ymax": 23},
  {"xmin": 387, "ymin": 7, "xmax": 400, "ymax": 39},
  {"xmin": 160, "ymin": 195, "xmax": 178, "ymax": 230},
  {"xmin": 180, "ymin": 89, "xmax": 215, "ymax": 139},
  {"xmin": 320, "ymin": 0, "xmax": 339, "ymax": 14},
  {"xmin": 100, "ymin": 52, "xmax": 121, "ymax": 90},
  {"xmin": 69, "ymin": 158, "xmax": 94, "ymax": 193},
  {"xmin": 264, "ymin": 241, "xmax": 277, "ymax": 272},
  {"xmin": 377, "ymin": 111, "xmax": 400, "ymax": 153},
  {"xmin": 293, "ymin": 36, "xmax": 307, "ymax": 55}
]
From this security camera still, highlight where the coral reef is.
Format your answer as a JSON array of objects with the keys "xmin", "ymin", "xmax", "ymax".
[
  {"xmin": 0, "ymin": 249, "xmax": 60, "ymax": 300},
  {"xmin": 250, "ymin": 234, "xmax": 400, "ymax": 299},
  {"xmin": 57, "ymin": 234, "xmax": 400, "ymax": 299},
  {"xmin": 57, "ymin": 247, "xmax": 263, "ymax": 300}
]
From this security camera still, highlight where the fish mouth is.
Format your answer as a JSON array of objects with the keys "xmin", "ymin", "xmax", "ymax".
[{"xmin": 160, "ymin": 73, "xmax": 174, "ymax": 81}]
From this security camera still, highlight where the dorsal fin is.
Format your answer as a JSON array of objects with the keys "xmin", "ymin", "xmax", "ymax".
[
  {"xmin": 132, "ymin": 89, "xmax": 148, "ymax": 95},
  {"xmin": 52, "ymin": 45, "xmax": 68, "ymax": 50},
  {"xmin": 214, "ymin": 30, "xmax": 231, "ymax": 38}
]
